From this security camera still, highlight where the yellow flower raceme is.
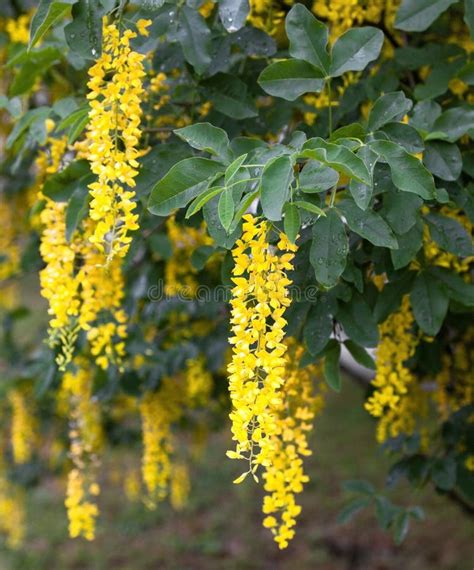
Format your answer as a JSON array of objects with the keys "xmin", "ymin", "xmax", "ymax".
[
  {"xmin": 0, "ymin": 465, "xmax": 26, "ymax": 548},
  {"xmin": 9, "ymin": 389, "xmax": 37, "ymax": 464},
  {"xmin": 62, "ymin": 360, "xmax": 103, "ymax": 540},
  {"xmin": 365, "ymin": 295, "xmax": 421, "ymax": 443},
  {"xmin": 85, "ymin": 21, "xmax": 148, "ymax": 261},
  {"xmin": 262, "ymin": 342, "xmax": 326, "ymax": 549},
  {"xmin": 185, "ymin": 356, "xmax": 213, "ymax": 407},
  {"xmin": 227, "ymin": 215, "xmax": 297, "ymax": 481},
  {"xmin": 140, "ymin": 378, "xmax": 183, "ymax": 507},
  {"xmin": 170, "ymin": 462, "xmax": 191, "ymax": 511}
]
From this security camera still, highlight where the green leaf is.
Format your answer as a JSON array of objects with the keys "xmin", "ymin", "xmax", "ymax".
[
  {"xmin": 218, "ymin": 0, "xmax": 249, "ymax": 32},
  {"xmin": 64, "ymin": 0, "xmax": 104, "ymax": 60},
  {"xmin": 260, "ymin": 155, "xmax": 293, "ymax": 221},
  {"xmin": 329, "ymin": 123, "xmax": 366, "ymax": 142},
  {"xmin": 42, "ymin": 160, "xmax": 91, "ymax": 202},
  {"xmin": 337, "ymin": 498, "xmax": 371, "ymax": 524},
  {"xmin": 329, "ymin": 27, "xmax": 384, "ymax": 77},
  {"xmin": 191, "ymin": 245, "xmax": 215, "ymax": 270},
  {"xmin": 204, "ymin": 194, "xmax": 241, "ymax": 249},
  {"xmin": 429, "ymin": 106, "xmax": 474, "ymax": 143},
  {"xmin": 382, "ymin": 192, "xmax": 422, "ymax": 235},
  {"xmin": 293, "ymin": 200, "xmax": 325, "ymax": 217},
  {"xmin": 9, "ymin": 47, "xmax": 61, "ymax": 97},
  {"xmin": 202, "ymin": 74, "xmax": 257, "ymax": 119},
  {"xmin": 218, "ymin": 188, "xmax": 235, "ymax": 233},
  {"xmin": 390, "ymin": 221, "xmax": 423, "ymax": 269},
  {"xmin": 174, "ymin": 123, "xmax": 231, "ymax": 162},
  {"xmin": 344, "ymin": 340, "xmax": 376, "ymax": 370},
  {"xmin": 423, "ymin": 141, "xmax": 462, "ymax": 181},
  {"xmin": 148, "ymin": 158, "xmax": 224, "ymax": 216},
  {"xmin": 348, "ymin": 146, "xmax": 378, "ymax": 210},
  {"xmin": 430, "ymin": 267, "xmax": 474, "ymax": 307},
  {"xmin": 337, "ymin": 294, "xmax": 379, "ymax": 347},
  {"xmin": 258, "ymin": 59, "xmax": 324, "ymax": 101},
  {"xmin": 370, "ymin": 140, "xmax": 435, "ymax": 200},
  {"xmin": 368, "ymin": 92, "xmax": 413, "ymax": 132},
  {"xmin": 425, "ymin": 213, "xmax": 473, "ymax": 257},
  {"xmin": 431, "ymin": 457, "xmax": 457, "ymax": 490},
  {"xmin": 29, "ymin": 0, "xmax": 73, "ymax": 49},
  {"xmin": 379, "ymin": 122, "xmax": 424, "ymax": 154},
  {"xmin": 6, "ymin": 107, "xmax": 51, "ymax": 149},
  {"xmin": 343, "ymin": 479, "xmax": 375, "ymax": 495},
  {"xmin": 65, "ymin": 185, "xmax": 89, "ymax": 242},
  {"xmin": 304, "ymin": 302, "xmax": 333, "ymax": 355},
  {"xmin": 410, "ymin": 100, "xmax": 442, "ymax": 132},
  {"xmin": 186, "ymin": 186, "xmax": 224, "ymax": 218},
  {"xmin": 393, "ymin": 512, "xmax": 410, "ymax": 545},
  {"xmin": 395, "ymin": 0, "xmax": 458, "ymax": 32},
  {"xmin": 134, "ymin": 143, "xmax": 191, "ymax": 199},
  {"xmin": 225, "ymin": 154, "xmax": 248, "ymax": 186},
  {"xmin": 338, "ymin": 200, "xmax": 398, "ymax": 249},
  {"xmin": 410, "ymin": 271, "xmax": 449, "ymax": 335},
  {"xmin": 299, "ymin": 161, "xmax": 338, "ymax": 193},
  {"xmin": 177, "ymin": 6, "xmax": 211, "ymax": 74},
  {"xmin": 67, "ymin": 110, "xmax": 89, "ymax": 144},
  {"xmin": 283, "ymin": 203, "xmax": 300, "ymax": 244},
  {"xmin": 310, "ymin": 209, "xmax": 348, "ymax": 287},
  {"xmin": 229, "ymin": 190, "xmax": 259, "ymax": 233},
  {"xmin": 466, "ymin": 0, "xmax": 474, "ymax": 39},
  {"xmin": 324, "ymin": 340, "xmax": 341, "ymax": 392},
  {"xmin": 286, "ymin": 3, "xmax": 330, "ymax": 73},
  {"xmin": 373, "ymin": 272, "xmax": 415, "ymax": 323},
  {"xmin": 301, "ymin": 138, "xmax": 371, "ymax": 185}
]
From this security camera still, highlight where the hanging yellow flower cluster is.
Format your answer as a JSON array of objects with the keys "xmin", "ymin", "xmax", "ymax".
[
  {"xmin": 140, "ymin": 382, "xmax": 181, "ymax": 507},
  {"xmin": 9, "ymin": 388, "xmax": 37, "ymax": 465},
  {"xmin": 37, "ymin": 136, "xmax": 127, "ymax": 370},
  {"xmin": 0, "ymin": 460, "xmax": 26, "ymax": 548},
  {"xmin": 0, "ymin": 195, "xmax": 22, "ymax": 309},
  {"xmin": 165, "ymin": 215, "xmax": 214, "ymax": 297},
  {"xmin": 185, "ymin": 356, "xmax": 213, "ymax": 407},
  {"xmin": 365, "ymin": 295, "xmax": 421, "ymax": 443},
  {"xmin": 85, "ymin": 19, "xmax": 150, "ymax": 261},
  {"xmin": 226, "ymin": 215, "xmax": 297, "ymax": 480},
  {"xmin": 170, "ymin": 462, "xmax": 191, "ymax": 511},
  {"xmin": 37, "ymin": 135, "xmax": 82, "ymax": 368},
  {"xmin": 262, "ymin": 342, "xmax": 326, "ymax": 548},
  {"xmin": 62, "ymin": 359, "xmax": 103, "ymax": 540},
  {"xmin": 140, "ymin": 356, "xmax": 214, "ymax": 509}
]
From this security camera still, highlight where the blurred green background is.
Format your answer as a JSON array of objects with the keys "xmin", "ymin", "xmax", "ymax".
[{"xmin": 1, "ymin": 380, "xmax": 472, "ymax": 570}]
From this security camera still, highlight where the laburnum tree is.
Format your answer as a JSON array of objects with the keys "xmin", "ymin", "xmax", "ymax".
[{"xmin": 0, "ymin": 0, "xmax": 473, "ymax": 552}]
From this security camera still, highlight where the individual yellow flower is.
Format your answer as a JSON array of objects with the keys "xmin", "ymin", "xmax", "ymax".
[{"xmin": 136, "ymin": 18, "xmax": 152, "ymax": 36}]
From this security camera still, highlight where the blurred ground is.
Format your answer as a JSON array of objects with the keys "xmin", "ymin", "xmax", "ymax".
[{"xmin": 0, "ymin": 380, "xmax": 473, "ymax": 570}]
